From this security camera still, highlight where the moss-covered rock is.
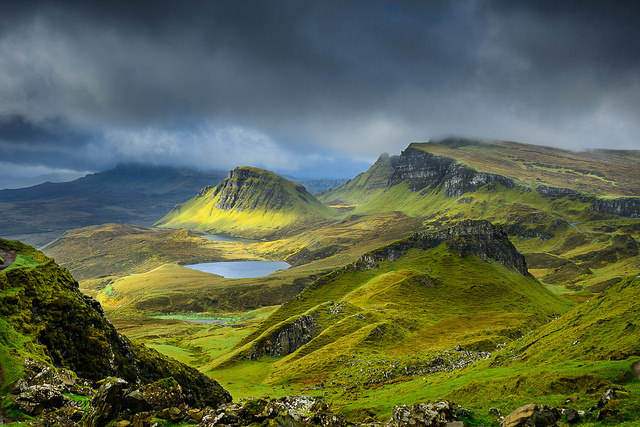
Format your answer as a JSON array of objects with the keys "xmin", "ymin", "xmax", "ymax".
[{"xmin": 0, "ymin": 238, "xmax": 231, "ymax": 421}]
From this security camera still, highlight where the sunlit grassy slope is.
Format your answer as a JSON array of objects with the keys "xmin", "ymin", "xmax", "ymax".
[
  {"xmin": 156, "ymin": 166, "xmax": 337, "ymax": 238},
  {"xmin": 45, "ymin": 212, "xmax": 421, "ymax": 316},
  {"xmin": 215, "ymin": 241, "xmax": 570, "ymax": 388}
]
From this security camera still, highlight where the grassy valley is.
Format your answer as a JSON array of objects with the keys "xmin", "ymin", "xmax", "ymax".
[{"xmin": 5, "ymin": 138, "xmax": 640, "ymax": 425}]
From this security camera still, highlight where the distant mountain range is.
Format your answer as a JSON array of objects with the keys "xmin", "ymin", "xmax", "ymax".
[
  {"xmin": 0, "ymin": 164, "xmax": 228, "ymax": 247},
  {"xmin": 0, "ymin": 163, "xmax": 353, "ymax": 247}
]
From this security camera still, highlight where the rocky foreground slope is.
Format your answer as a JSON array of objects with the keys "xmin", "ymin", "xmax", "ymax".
[{"xmin": 0, "ymin": 238, "xmax": 231, "ymax": 425}]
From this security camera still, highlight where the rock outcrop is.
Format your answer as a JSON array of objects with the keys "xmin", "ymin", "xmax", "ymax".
[
  {"xmin": 0, "ymin": 239, "xmax": 231, "ymax": 421},
  {"xmin": 247, "ymin": 314, "xmax": 318, "ymax": 359},
  {"xmin": 591, "ymin": 197, "xmax": 640, "ymax": 218},
  {"xmin": 327, "ymin": 145, "xmax": 518, "ymax": 199},
  {"xmin": 212, "ymin": 167, "xmax": 309, "ymax": 212},
  {"xmin": 357, "ymin": 220, "xmax": 530, "ymax": 276},
  {"xmin": 500, "ymin": 403, "xmax": 560, "ymax": 427},
  {"xmin": 390, "ymin": 146, "xmax": 516, "ymax": 196},
  {"xmin": 385, "ymin": 401, "xmax": 461, "ymax": 427},
  {"xmin": 535, "ymin": 185, "xmax": 584, "ymax": 199}
]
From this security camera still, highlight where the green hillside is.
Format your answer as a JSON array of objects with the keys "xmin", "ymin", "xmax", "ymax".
[
  {"xmin": 157, "ymin": 166, "xmax": 336, "ymax": 238},
  {"xmin": 0, "ymin": 238, "xmax": 231, "ymax": 423},
  {"xmin": 322, "ymin": 139, "xmax": 640, "ymax": 206},
  {"xmin": 210, "ymin": 222, "xmax": 570, "ymax": 395},
  {"xmin": 318, "ymin": 139, "xmax": 640, "ymax": 299}
]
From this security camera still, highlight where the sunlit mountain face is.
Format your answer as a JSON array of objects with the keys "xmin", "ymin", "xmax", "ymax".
[{"xmin": 2, "ymin": 2, "xmax": 640, "ymax": 425}]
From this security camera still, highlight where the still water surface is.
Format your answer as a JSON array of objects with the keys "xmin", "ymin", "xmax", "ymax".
[{"xmin": 184, "ymin": 260, "xmax": 290, "ymax": 278}]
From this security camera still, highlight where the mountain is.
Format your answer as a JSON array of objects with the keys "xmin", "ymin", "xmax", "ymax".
[
  {"xmin": 156, "ymin": 166, "xmax": 336, "ymax": 238},
  {"xmin": 217, "ymin": 221, "xmax": 569, "ymax": 384},
  {"xmin": 321, "ymin": 138, "xmax": 640, "ymax": 212},
  {"xmin": 0, "ymin": 164, "xmax": 228, "ymax": 247},
  {"xmin": 318, "ymin": 138, "xmax": 640, "ymax": 298},
  {"xmin": 0, "ymin": 238, "xmax": 231, "ymax": 424}
]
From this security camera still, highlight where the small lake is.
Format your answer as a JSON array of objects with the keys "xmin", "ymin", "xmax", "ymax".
[{"xmin": 184, "ymin": 261, "xmax": 291, "ymax": 278}]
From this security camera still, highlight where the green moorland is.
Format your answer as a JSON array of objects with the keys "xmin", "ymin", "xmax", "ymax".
[
  {"xmin": 44, "ymin": 211, "xmax": 421, "ymax": 316},
  {"xmin": 25, "ymin": 139, "xmax": 640, "ymax": 424}
]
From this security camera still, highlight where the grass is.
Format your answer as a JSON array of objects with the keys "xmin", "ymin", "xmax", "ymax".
[
  {"xmin": 43, "ymin": 223, "xmax": 263, "ymax": 281},
  {"xmin": 410, "ymin": 140, "xmax": 640, "ymax": 197},
  {"xmin": 10, "ymin": 140, "xmax": 637, "ymax": 424},
  {"xmin": 200, "ymin": 243, "xmax": 572, "ymax": 407},
  {"xmin": 156, "ymin": 166, "xmax": 337, "ymax": 238},
  {"xmin": 46, "ymin": 212, "xmax": 421, "ymax": 317}
]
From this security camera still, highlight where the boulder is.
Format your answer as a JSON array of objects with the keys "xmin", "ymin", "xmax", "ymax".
[
  {"xmin": 631, "ymin": 361, "xmax": 640, "ymax": 381},
  {"xmin": 564, "ymin": 409, "xmax": 580, "ymax": 424},
  {"xmin": 186, "ymin": 408, "xmax": 204, "ymax": 423},
  {"xmin": 9, "ymin": 359, "xmax": 91, "ymax": 396},
  {"xmin": 132, "ymin": 411, "xmax": 154, "ymax": 427},
  {"xmin": 124, "ymin": 377, "xmax": 185, "ymax": 413},
  {"xmin": 196, "ymin": 395, "xmax": 348, "ymax": 427},
  {"xmin": 597, "ymin": 388, "xmax": 617, "ymax": 408},
  {"xmin": 386, "ymin": 401, "xmax": 458, "ymax": 426},
  {"xmin": 13, "ymin": 384, "xmax": 68, "ymax": 415},
  {"xmin": 500, "ymin": 404, "xmax": 559, "ymax": 427},
  {"xmin": 42, "ymin": 409, "xmax": 80, "ymax": 427},
  {"xmin": 83, "ymin": 377, "xmax": 130, "ymax": 427}
]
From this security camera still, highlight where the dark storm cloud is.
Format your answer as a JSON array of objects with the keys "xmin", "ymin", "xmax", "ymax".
[{"xmin": 0, "ymin": 0, "xmax": 639, "ymax": 186}]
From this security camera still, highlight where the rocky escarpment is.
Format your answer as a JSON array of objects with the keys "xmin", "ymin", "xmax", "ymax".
[
  {"xmin": 591, "ymin": 197, "xmax": 640, "ymax": 218},
  {"xmin": 535, "ymin": 185, "xmax": 584, "ymax": 199},
  {"xmin": 389, "ymin": 146, "xmax": 516, "ymax": 195},
  {"xmin": 246, "ymin": 314, "xmax": 317, "ymax": 360},
  {"xmin": 211, "ymin": 167, "xmax": 318, "ymax": 212},
  {"xmin": 329, "ymin": 145, "xmax": 517, "ymax": 198},
  {"xmin": 442, "ymin": 162, "xmax": 516, "ymax": 197},
  {"xmin": 0, "ymin": 239, "xmax": 231, "ymax": 411},
  {"xmin": 357, "ymin": 220, "xmax": 530, "ymax": 276}
]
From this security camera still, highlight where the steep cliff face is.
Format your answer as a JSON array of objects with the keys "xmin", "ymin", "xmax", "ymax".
[
  {"xmin": 247, "ymin": 314, "xmax": 317, "ymax": 360},
  {"xmin": 325, "ymin": 145, "xmax": 517, "ymax": 202},
  {"xmin": 388, "ymin": 146, "xmax": 454, "ymax": 191},
  {"xmin": 0, "ymin": 239, "xmax": 231, "ymax": 408},
  {"xmin": 358, "ymin": 220, "xmax": 530, "ymax": 276},
  {"xmin": 157, "ymin": 167, "xmax": 334, "ymax": 237},
  {"xmin": 535, "ymin": 185, "xmax": 584, "ymax": 199},
  {"xmin": 591, "ymin": 197, "xmax": 640, "ymax": 218}
]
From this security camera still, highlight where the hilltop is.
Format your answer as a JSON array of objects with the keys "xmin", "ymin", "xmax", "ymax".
[
  {"xmin": 14, "ymin": 137, "xmax": 640, "ymax": 424},
  {"xmin": 318, "ymin": 138, "xmax": 640, "ymax": 297},
  {"xmin": 156, "ymin": 167, "xmax": 336, "ymax": 238},
  {"xmin": 188, "ymin": 221, "xmax": 571, "ymax": 419}
]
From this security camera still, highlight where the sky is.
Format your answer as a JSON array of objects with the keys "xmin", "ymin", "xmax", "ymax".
[{"xmin": 0, "ymin": 0, "xmax": 639, "ymax": 188}]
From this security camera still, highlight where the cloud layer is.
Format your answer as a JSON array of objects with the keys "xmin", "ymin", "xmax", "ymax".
[{"xmin": 1, "ymin": 1, "xmax": 639, "ymax": 187}]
